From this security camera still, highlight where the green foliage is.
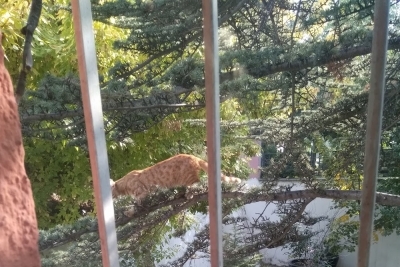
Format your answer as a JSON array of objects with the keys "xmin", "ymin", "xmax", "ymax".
[
  {"xmin": 5, "ymin": 0, "xmax": 400, "ymax": 264},
  {"xmin": 323, "ymin": 219, "xmax": 359, "ymax": 254},
  {"xmin": 374, "ymin": 126, "xmax": 400, "ymax": 235},
  {"xmin": 1, "ymin": 0, "xmax": 134, "ymax": 87},
  {"xmin": 223, "ymin": 230, "xmax": 264, "ymax": 267},
  {"xmin": 0, "ymin": 0, "xmax": 28, "ymax": 81},
  {"xmin": 164, "ymin": 57, "xmax": 204, "ymax": 88},
  {"xmin": 322, "ymin": 123, "xmax": 400, "ymax": 248},
  {"xmin": 25, "ymin": 138, "xmax": 92, "ymax": 228}
]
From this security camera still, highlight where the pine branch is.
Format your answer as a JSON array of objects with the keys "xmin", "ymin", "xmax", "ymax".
[
  {"xmin": 158, "ymin": 200, "xmax": 311, "ymax": 267},
  {"xmin": 110, "ymin": 0, "xmax": 248, "ymax": 79},
  {"xmin": 159, "ymin": 225, "xmax": 210, "ymax": 267},
  {"xmin": 19, "ymin": 36, "xmax": 400, "ymax": 135},
  {"xmin": 21, "ymin": 103, "xmax": 204, "ymax": 123},
  {"xmin": 221, "ymin": 36, "xmax": 400, "ymax": 81},
  {"xmin": 39, "ymin": 187, "xmax": 400, "ymax": 252}
]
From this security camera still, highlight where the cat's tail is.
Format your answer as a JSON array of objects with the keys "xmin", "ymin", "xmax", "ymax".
[
  {"xmin": 197, "ymin": 158, "xmax": 242, "ymax": 184},
  {"xmin": 109, "ymin": 179, "xmax": 118, "ymax": 198}
]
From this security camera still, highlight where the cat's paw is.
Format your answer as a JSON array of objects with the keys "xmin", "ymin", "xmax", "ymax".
[
  {"xmin": 123, "ymin": 207, "xmax": 135, "ymax": 217},
  {"xmin": 185, "ymin": 191, "xmax": 194, "ymax": 200},
  {"xmin": 233, "ymin": 177, "xmax": 242, "ymax": 184},
  {"xmin": 227, "ymin": 176, "xmax": 241, "ymax": 184}
]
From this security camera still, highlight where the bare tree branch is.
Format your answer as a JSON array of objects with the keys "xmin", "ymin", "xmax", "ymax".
[{"xmin": 16, "ymin": 0, "xmax": 42, "ymax": 103}]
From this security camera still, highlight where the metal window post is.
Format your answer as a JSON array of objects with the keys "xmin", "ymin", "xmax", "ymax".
[
  {"xmin": 357, "ymin": 1, "xmax": 390, "ymax": 267},
  {"xmin": 202, "ymin": 0, "xmax": 223, "ymax": 266},
  {"xmin": 71, "ymin": 1, "xmax": 120, "ymax": 267}
]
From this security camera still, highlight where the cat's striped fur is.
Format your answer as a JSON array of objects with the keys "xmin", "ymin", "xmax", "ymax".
[{"xmin": 110, "ymin": 154, "xmax": 241, "ymax": 200}]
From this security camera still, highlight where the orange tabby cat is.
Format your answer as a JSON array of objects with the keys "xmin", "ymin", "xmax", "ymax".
[{"xmin": 110, "ymin": 154, "xmax": 241, "ymax": 201}]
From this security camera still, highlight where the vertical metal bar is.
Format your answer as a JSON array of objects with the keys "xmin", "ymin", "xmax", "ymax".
[
  {"xmin": 357, "ymin": 1, "xmax": 389, "ymax": 267},
  {"xmin": 71, "ymin": 1, "xmax": 120, "ymax": 267},
  {"xmin": 202, "ymin": 0, "xmax": 223, "ymax": 266}
]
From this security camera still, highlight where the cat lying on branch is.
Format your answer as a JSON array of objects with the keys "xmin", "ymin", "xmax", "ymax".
[{"xmin": 110, "ymin": 154, "xmax": 242, "ymax": 202}]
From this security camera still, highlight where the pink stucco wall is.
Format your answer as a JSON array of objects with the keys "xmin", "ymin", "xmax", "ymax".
[{"xmin": 0, "ymin": 32, "xmax": 41, "ymax": 267}]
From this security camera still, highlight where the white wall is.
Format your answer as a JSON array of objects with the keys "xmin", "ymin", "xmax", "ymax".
[{"xmin": 338, "ymin": 232, "xmax": 400, "ymax": 267}]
